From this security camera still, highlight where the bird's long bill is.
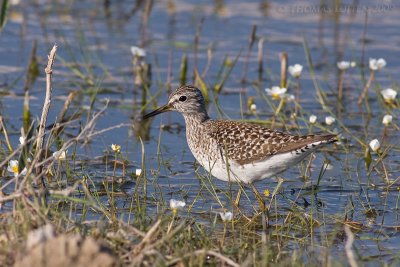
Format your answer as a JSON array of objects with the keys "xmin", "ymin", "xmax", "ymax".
[{"xmin": 142, "ymin": 104, "xmax": 171, "ymax": 120}]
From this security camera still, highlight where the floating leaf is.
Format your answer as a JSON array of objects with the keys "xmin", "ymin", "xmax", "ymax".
[
  {"xmin": 0, "ymin": 0, "xmax": 9, "ymax": 32},
  {"xmin": 169, "ymin": 41, "xmax": 191, "ymax": 49},
  {"xmin": 179, "ymin": 54, "xmax": 187, "ymax": 86},
  {"xmin": 25, "ymin": 40, "xmax": 40, "ymax": 91},
  {"xmin": 364, "ymin": 147, "xmax": 371, "ymax": 169}
]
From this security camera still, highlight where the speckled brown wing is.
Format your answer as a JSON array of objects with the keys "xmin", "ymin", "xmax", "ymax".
[{"xmin": 205, "ymin": 120, "xmax": 336, "ymax": 165}]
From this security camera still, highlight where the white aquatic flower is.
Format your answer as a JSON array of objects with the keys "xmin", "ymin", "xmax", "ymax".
[
  {"xmin": 309, "ymin": 115, "xmax": 317, "ymax": 124},
  {"xmin": 53, "ymin": 150, "xmax": 67, "ymax": 160},
  {"xmin": 7, "ymin": 160, "xmax": 19, "ymax": 175},
  {"xmin": 19, "ymin": 136, "xmax": 26, "ymax": 145},
  {"xmin": 219, "ymin": 211, "xmax": 233, "ymax": 222},
  {"xmin": 381, "ymin": 88, "xmax": 397, "ymax": 102},
  {"xmin": 369, "ymin": 58, "xmax": 386, "ymax": 71},
  {"xmin": 170, "ymin": 199, "xmax": 186, "ymax": 213},
  {"xmin": 323, "ymin": 162, "xmax": 334, "ymax": 170},
  {"xmin": 382, "ymin": 115, "xmax": 393, "ymax": 126},
  {"xmin": 130, "ymin": 46, "xmax": 146, "ymax": 57},
  {"xmin": 369, "ymin": 139, "xmax": 380, "ymax": 152},
  {"xmin": 7, "ymin": 160, "xmax": 27, "ymax": 177},
  {"xmin": 250, "ymin": 104, "xmax": 257, "ymax": 112},
  {"xmin": 265, "ymin": 86, "xmax": 287, "ymax": 100},
  {"xmin": 337, "ymin": 61, "xmax": 356, "ymax": 70},
  {"xmin": 325, "ymin": 116, "xmax": 336, "ymax": 125},
  {"xmin": 10, "ymin": 0, "xmax": 21, "ymax": 5},
  {"xmin": 337, "ymin": 61, "xmax": 351, "ymax": 70},
  {"xmin": 135, "ymin": 169, "xmax": 142, "ymax": 176},
  {"xmin": 288, "ymin": 64, "xmax": 303, "ymax": 78},
  {"xmin": 111, "ymin": 144, "xmax": 121, "ymax": 153},
  {"xmin": 285, "ymin": 94, "xmax": 295, "ymax": 102}
]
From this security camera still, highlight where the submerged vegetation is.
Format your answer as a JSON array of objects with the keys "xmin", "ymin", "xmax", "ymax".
[{"xmin": 0, "ymin": 0, "xmax": 399, "ymax": 266}]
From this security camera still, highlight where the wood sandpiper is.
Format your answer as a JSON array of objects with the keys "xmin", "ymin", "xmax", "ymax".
[{"xmin": 143, "ymin": 85, "xmax": 337, "ymax": 207}]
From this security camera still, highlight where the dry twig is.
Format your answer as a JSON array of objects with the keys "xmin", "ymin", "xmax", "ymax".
[{"xmin": 35, "ymin": 44, "xmax": 57, "ymax": 187}]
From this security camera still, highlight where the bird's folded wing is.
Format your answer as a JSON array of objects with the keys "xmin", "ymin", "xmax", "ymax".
[{"xmin": 206, "ymin": 120, "xmax": 336, "ymax": 166}]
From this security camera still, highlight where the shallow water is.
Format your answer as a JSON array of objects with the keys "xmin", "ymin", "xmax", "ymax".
[{"xmin": 1, "ymin": 0, "xmax": 400, "ymax": 264}]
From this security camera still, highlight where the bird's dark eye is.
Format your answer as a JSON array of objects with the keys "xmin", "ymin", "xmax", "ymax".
[{"xmin": 179, "ymin": 96, "xmax": 187, "ymax": 102}]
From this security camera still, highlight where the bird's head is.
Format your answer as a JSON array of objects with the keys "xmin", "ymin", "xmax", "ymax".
[{"xmin": 143, "ymin": 85, "xmax": 207, "ymax": 119}]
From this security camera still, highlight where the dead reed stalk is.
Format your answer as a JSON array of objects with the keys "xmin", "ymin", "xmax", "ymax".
[{"xmin": 35, "ymin": 44, "xmax": 57, "ymax": 188}]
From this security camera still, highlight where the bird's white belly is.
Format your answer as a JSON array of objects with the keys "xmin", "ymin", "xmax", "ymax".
[{"xmin": 195, "ymin": 150, "xmax": 313, "ymax": 184}]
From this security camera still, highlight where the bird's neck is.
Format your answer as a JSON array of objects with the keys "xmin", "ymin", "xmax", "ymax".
[
  {"xmin": 182, "ymin": 111, "xmax": 210, "ymax": 154},
  {"xmin": 182, "ymin": 111, "xmax": 209, "ymax": 126}
]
